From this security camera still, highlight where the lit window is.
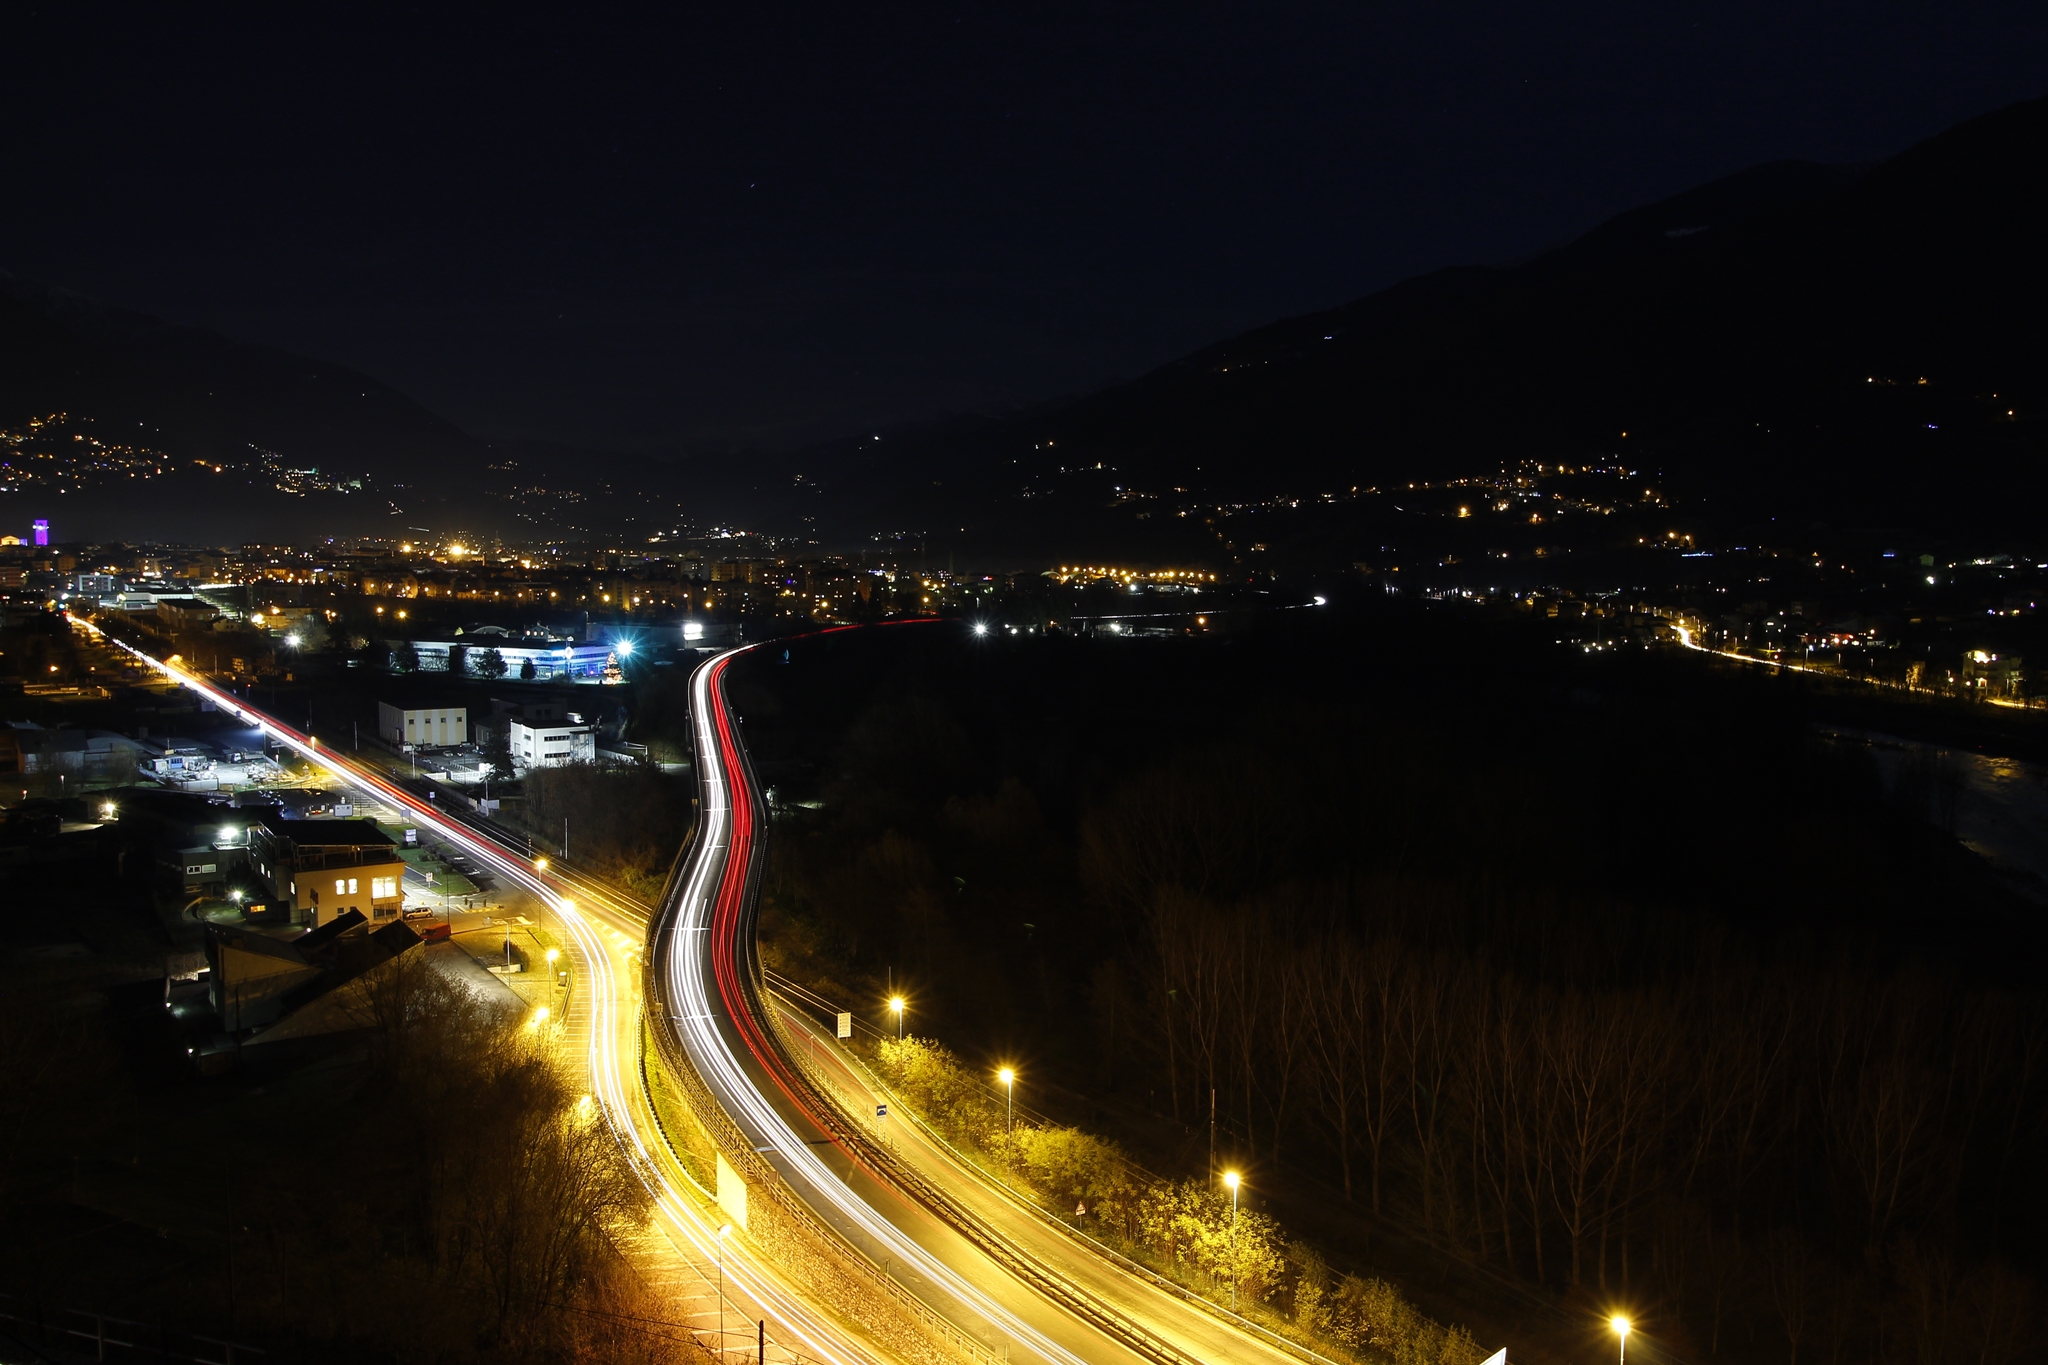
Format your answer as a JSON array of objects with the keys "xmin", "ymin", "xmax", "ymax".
[
  {"xmin": 335, "ymin": 879, "xmax": 347, "ymax": 895},
  {"xmin": 372, "ymin": 875, "xmax": 397, "ymax": 899}
]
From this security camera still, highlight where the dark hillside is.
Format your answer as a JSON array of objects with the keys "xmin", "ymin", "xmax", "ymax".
[
  {"xmin": 1034, "ymin": 96, "xmax": 2048, "ymax": 523},
  {"xmin": 0, "ymin": 272, "xmax": 479, "ymax": 483},
  {"xmin": 784, "ymin": 95, "xmax": 2048, "ymax": 557}
]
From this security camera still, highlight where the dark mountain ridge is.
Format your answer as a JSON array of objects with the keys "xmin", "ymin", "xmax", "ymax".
[
  {"xmin": 780, "ymin": 95, "xmax": 2048, "ymax": 559},
  {"xmin": 7, "ymin": 94, "xmax": 2044, "ymax": 553},
  {"xmin": 0, "ymin": 272, "xmax": 476, "ymax": 482},
  {"xmin": 1018, "ymin": 95, "xmax": 2048, "ymax": 520}
]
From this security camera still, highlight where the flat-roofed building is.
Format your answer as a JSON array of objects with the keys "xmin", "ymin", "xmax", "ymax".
[
  {"xmin": 245, "ymin": 814, "xmax": 407, "ymax": 927},
  {"xmin": 509, "ymin": 717, "xmax": 595, "ymax": 771},
  {"xmin": 377, "ymin": 700, "xmax": 468, "ymax": 747}
]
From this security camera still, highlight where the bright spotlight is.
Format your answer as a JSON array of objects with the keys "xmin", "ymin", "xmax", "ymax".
[
  {"xmin": 615, "ymin": 639, "xmax": 635, "ymax": 656},
  {"xmin": 972, "ymin": 622, "xmax": 989, "ymax": 636},
  {"xmin": 285, "ymin": 633, "xmax": 301, "ymax": 646}
]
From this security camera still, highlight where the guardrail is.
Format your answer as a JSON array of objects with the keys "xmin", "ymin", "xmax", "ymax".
[{"xmin": 0, "ymin": 1295, "xmax": 264, "ymax": 1365}]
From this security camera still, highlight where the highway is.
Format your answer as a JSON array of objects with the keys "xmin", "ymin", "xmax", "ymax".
[
  {"xmin": 650, "ymin": 646, "xmax": 1317, "ymax": 1365},
  {"xmin": 74, "ymin": 616, "xmax": 880, "ymax": 1365},
  {"xmin": 81, "ymin": 615, "xmax": 1315, "ymax": 1365}
]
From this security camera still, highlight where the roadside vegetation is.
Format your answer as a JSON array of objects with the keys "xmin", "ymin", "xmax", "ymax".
[
  {"xmin": 514, "ymin": 761, "xmax": 695, "ymax": 903},
  {"xmin": 0, "ymin": 952, "xmax": 696, "ymax": 1364},
  {"xmin": 871, "ymin": 1033, "xmax": 1486, "ymax": 1365}
]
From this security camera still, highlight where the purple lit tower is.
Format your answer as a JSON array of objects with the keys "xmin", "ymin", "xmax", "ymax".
[{"xmin": 32, "ymin": 519, "xmax": 49, "ymax": 547}]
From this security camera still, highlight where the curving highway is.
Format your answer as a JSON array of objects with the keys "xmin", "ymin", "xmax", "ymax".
[{"xmin": 650, "ymin": 646, "xmax": 1318, "ymax": 1365}]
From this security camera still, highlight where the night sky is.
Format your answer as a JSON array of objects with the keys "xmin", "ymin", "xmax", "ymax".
[{"xmin": 5, "ymin": 4, "xmax": 2044, "ymax": 457}]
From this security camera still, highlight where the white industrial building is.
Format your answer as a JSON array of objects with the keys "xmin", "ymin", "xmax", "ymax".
[
  {"xmin": 404, "ymin": 640, "xmax": 613, "ymax": 680},
  {"xmin": 377, "ymin": 701, "xmax": 469, "ymax": 748},
  {"xmin": 509, "ymin": 717, "xmax": 595, "ymax": 770}
]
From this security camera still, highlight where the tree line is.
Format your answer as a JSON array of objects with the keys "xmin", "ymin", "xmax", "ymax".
[{"xmin": 1083, "ymin": 783, "xmax": 2046, "ymax": 1364}]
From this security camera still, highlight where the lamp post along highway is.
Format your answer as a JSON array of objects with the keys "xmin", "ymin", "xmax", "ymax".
[
  {"xmin": 999, "ymin": 1067, "xmax": 1015, "ymax": 1134},
  {"xmin": 1224, "ymin": 1171, "xmax": 1242, "ymax": 1311},
  {"xmin": 1612, "ymin": 1316, "xmax": 1631, "ymax": 1365},
  {"xmin": 890, "ymin": 994, "xmax": 905, "ymax": 1039},
  {"xmin": 717, "ymin": 1222, "xmax": 733, "ymax": 1359}
]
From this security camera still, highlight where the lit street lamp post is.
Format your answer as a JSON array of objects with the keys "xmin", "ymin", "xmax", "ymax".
[
  {"xmin": 889, "ymin": 995, "xmax": 905, "ymax": 1039},
  {"xmin": 717, "ymin": 1222, "xmax": 733, "ymax": 1359},
  {"xmin": 1224, "ymin": 1171, "xmax": 1241, "ymax": 1311},
  {"xmin": 999, "ymin": 1067, "xmax": 1015, "ymax": 1135},
  {"xmin": 1612, "ymin": 1316, "xmax": 1631, "ymax": 1365}
]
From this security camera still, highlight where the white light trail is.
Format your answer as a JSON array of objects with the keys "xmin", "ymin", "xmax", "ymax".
[
  {"xmin": 667, "ymin": 651, "xmax": 1093, "ymax": 1365},
  {"xmin": 74, "ymin": 616, "xmax": 871, "ymax": 1365}
]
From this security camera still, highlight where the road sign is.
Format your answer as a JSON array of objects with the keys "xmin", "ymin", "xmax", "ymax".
[
  {"xmin": 875, "ymin": 1103, "xmax": 888, "ymax": 1119},
  {"xmin": 836, "ymin": 1011, "xmax": 852, "ymax": 1038}
]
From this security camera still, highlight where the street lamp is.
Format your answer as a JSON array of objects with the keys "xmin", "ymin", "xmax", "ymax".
[
  {"xmin": 999, "ymin": 1067, "xmax": 1015, "ymax": 1135},
  {"xmin": 1224, "ymin": 1171, "xmax": 1241, "ymax": 1311},
  {"xmin": 889, "ymin": 995, "xmax": 905, "ymax": 1039},
  {"xmin": 716, "ymin": 1222, "xmax": 733, "ymax": 1358},
  {"xmin": 546, "ymin": 947, "xmax": 561, "ymax": 991},
  {"xmin": 1611, "ymin": 1316, "xmax": 1631, "ymax": 1365}
]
